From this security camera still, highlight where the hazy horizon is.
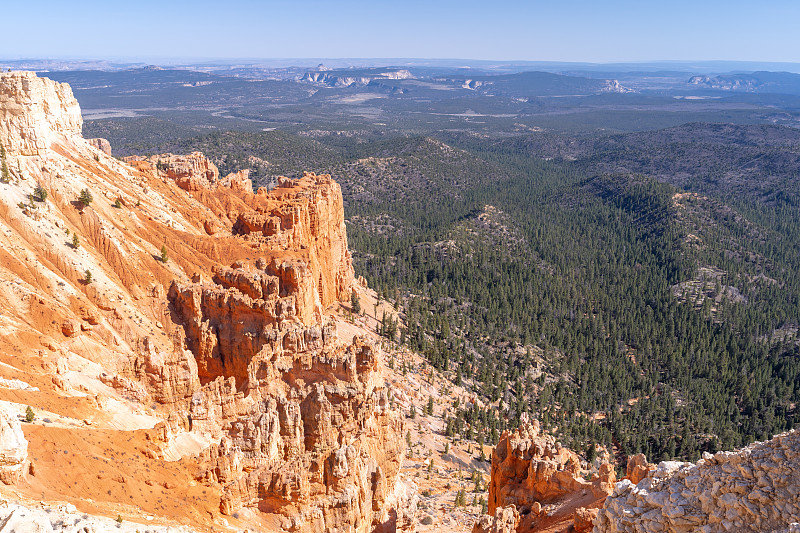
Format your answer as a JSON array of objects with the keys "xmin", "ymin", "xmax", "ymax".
[{"xmin": 3, "ymin": 57, "xmax": 800, "ymax": 76}]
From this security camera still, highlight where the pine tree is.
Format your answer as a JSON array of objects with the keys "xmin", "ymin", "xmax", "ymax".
[
  {"xmin": 32, "ymin": 183, "xmax": 47, "ymax": 202},
  {"xmin": 77, "ymin": 188, "xmax": 93, "ymax": 207},
  {"xmin": 160, "ymin": 245, "xmax": 169, "ymax": 263},
  {"xmin": 586, "ymin": 441, "xmax": 597, "ymax": 463},
  {"xmin": 84, "ymin": 270, "xmax": 93, "ymax": 284},
  {"xmin": 473, "ymin": 472, "xmax": 482, "ymax": 492},
  {"xmin": 72, "ymin": 233, "xmax": 80, "ymax": 249},
  {"xmin": 24, "ymin": 406, "xmax": 34, "ymax": 423},
  {"xmin": 454, "ymin": 489, "xmax": 466, "ymax": 508},
  {"xmin": 351, "ymin": 289, "xmax": 361, "ymax": 314}
]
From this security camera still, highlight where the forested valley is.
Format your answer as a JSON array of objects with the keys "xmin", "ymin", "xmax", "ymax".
[{"xmin": 86, "ymin": 115, "xmax": 800, "ymax": 465}]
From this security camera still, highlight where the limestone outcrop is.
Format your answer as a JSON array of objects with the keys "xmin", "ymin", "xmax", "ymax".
[
  {"xmin": 0, "ymin": 71, "xmax": 82, "ymax": 155},
  {"xmin": 234, "ymin": 173, "xmax": 354, "ymax": 309},
  {"xmin": 0, "ymin": 408, "xmax": 27, "ymax": 485},
  {"xmin": 594, "ymin": 430, "xmax": 800, "ymax": 533},
  {"xmin": 0, "ymin": 71, "xmax": 404, "ymax": 533},
  {"xmin": 484, "ymin": 418, "xmax": 614, "ymax": 532}
]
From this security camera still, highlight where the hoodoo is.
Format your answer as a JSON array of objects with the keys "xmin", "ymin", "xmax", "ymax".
[
  {"xmin": 0, "ymin": 71, "xmax": 410, "ymax": 532},
  {"xmin": 476, "ymin": 418, "xmax": 615, "ymax": 533}
]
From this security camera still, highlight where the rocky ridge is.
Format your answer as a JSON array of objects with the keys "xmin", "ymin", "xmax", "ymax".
[
  {"xmin": 595, "ymin": 430, "xmax": 800, "ymax": 533},
  {"xmin": 0, "ymin": 71, "xmax": 407, "ymax": 532},
  {"xmin": 478, "ymin": 420, "xmax": 799, "ymax": 533}
]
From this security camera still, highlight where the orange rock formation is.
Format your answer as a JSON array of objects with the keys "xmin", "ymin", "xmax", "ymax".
[
  {"xmin": 479, "ymin": 418, "xmax": 615, "ymax": 533},
  {"xmin": 0, "ymin": 71, "xmax": 407, "ymax": 532}
]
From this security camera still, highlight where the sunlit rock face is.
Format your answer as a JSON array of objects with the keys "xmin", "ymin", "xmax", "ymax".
[{"xmin": 0, "ymin": 71, "xmax": 407, "ymax": 533}]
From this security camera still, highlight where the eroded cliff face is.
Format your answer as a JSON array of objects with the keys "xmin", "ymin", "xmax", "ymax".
[
  {"xmin": 0, "ymin": 71, "xmax": 404, "ymax": 532},
  {"xmin": 595, "ymin": 430, "xmax": 800, "ymax": 533}
]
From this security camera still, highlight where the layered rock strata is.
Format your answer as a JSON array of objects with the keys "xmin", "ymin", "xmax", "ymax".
[{"xmin": 125, "ymin": 152, "xmax": 253, "ymax": 193}]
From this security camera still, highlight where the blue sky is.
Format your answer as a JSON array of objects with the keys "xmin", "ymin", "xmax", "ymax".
[{"xmin": 3, "ymin": 0, "xmax": 799, "ymax": 63}]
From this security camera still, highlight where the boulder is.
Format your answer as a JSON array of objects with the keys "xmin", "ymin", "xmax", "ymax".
[{"xmin": 60, "ymin": 320, "xmax": 79, "ymax": 337}]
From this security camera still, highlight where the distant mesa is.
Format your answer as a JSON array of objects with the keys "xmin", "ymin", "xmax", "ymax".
[
  {"xmin": 300, "ymin": 67, "xmax": 414, "ymax": 87},
  {"xmin": 688, "ymin": 71, "xmax": 800, "ymax": 94}
]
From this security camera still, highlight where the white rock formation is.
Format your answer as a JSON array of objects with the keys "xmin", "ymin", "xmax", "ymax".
[
  {"xmin": 0, "ymin": 71, "xmax": 82, "ymax": 155},
  {"xmin": 594, "ymin": 430, "xmax": 800, "ymax": 533},
  {"xmin": 0, "ymin": 500, "xmax": 198, "ymax": 532},
  {"xmin": 0, "ymin": 407, "xmax": 27, "ymax": 484}
]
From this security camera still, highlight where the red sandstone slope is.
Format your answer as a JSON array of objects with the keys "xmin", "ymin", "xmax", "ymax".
[{"xmin": 0, "ymin": 71, "xmax": 410, "ymax": 532}]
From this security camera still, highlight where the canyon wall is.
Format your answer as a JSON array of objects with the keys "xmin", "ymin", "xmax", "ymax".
[{"xmin": 0, "ymin": 71, "xmax": 404, "ymax": 533}]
